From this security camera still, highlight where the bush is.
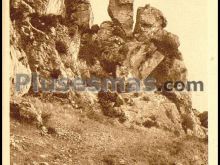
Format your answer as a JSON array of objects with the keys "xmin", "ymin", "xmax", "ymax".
[{"xmin": 55, "ymin": 41, "xmax": 68, "ymax": 54}]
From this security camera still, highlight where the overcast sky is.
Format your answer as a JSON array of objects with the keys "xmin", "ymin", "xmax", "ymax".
[{"xmin": 90, "ymin": 0, "xmax": 208, "ymax": 111}]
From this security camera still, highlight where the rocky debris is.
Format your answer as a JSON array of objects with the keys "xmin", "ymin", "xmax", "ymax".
[
  {"xmin": 65, "ymin": 0, "xmax": 93, "ymax": 30},
  {"xmin": 142, "ymin": 117, "xmax": 159, "ymax": 128},
  {"xmin": 73, "ymin": 92, "xmax": 98, "ymax": 108},
  {"xmin": 98, "ymin": 91, "xmax": 125, "ymax": 118},
  {"xmin": 160, "ymin": 91, "xmax": 207, "ymax": 137},
  {"xmin": 108, "ymin": 0, "xmax": 134, "ymax": 36},
  {"xmin": 118, "ymin": 93, "xmax": 186, "ymax": 135},
  {"xmin": 10, "ymin": 101, "xmax": 43, "ymax": 126},
  {"xmin": 182, "ymin": 112, "xmax": 207, "ymax": 138}
]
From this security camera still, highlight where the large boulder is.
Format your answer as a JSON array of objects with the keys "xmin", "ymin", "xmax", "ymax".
[
  {"xmin": 134, "ymin": 4, "xmax": 167, "ymax": 37},
  {"xmin": 108, "ymin": 0, "xmax": 134, "ymax": 36}
]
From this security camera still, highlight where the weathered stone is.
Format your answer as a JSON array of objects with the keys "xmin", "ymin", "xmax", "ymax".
[
  {"xmin": 143, "ymin": 117, "xmax": 158, "ymax": 128},
  {"xmin": 11, "ymin": 0, "xmax": 65, "ymax": 16},
  {"xmin": 90, "ymin": 24, "xmax": 100, "ymax": 34},
  {"xmin": 82, "ymin": 21, "xmax": 126, "ymax": 75},
  {"xmin": 162, "ymin": 91, "xmax": 192, "ymax": 113},
  {"xmin": 134, "ymin": 4, "xmax": 167, "ymax": 36},
  {"xmin": 133, "ymin": 5, "xmax": 181, "ymax": 60},
  {"xmin": 9, "ymin": 0, "xmax": 207, "ymax": 142},
  {"xmin": 182, "ymin": 112, "xmax": 206, "ymax": 138},
  {"xmin": 150, "ymin": 58, "xmax": 188, "ymax": 87},
  {"xmin": 65, "ymin": 0, "xmax": 93, "ymax": 30},
  {"xmin": 69, "ymin": 29, "xmax": 81, "ymax": 63},
  {"xmin": 97, "ymin": 21, "xmax": 115, "ymax": 41},
  {"xmin": 116, "ymin": 41, "xmax": 163, "ymax": 79},
  {"xmin": 119, "ymin": 93, "xmax": 185, "ymax": 135},
  {"xmin": 10, "ymin": 45, "xmax": 32, "ymax": 97},
  {"xmin": 23, "ymin": 24, "xmax": 80, "ymax": 78},
  {"xmin": 198, "ymin": 111, "xmax": 208, "ymax": 128},
  {"xmin": 45, "ymin": 0, "xmax": 65, "ymax": 15},
  {"xmin": 152, "ymin": 29, "xmax": 180, "ymax": 49},
  {"xmin": 139, "ymin": 51, "xmax": 164, "ymax": 79},
  {"xmin": 98, "ymin": 91, "xmax": 125, "ymax": 117},
  {"xmin": 10, "ymin": 101, "xmax": 42, "ymax": 125},
  {"xmin": 108, "ymin": 0, "xmax": 134, "ymax": 36}
]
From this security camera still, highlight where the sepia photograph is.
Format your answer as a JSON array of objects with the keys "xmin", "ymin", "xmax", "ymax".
[{"xmin": 2, "ymin": 0, "xmax": 218, "ymax": 164}]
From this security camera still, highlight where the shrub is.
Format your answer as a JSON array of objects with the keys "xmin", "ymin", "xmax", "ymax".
[{"xmin": 55, "ymin": 41, "xmax": 68, "ymax": 54}]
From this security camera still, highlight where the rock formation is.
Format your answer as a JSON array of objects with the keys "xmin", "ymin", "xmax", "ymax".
[
  {"xmin": 65, "ymin": 0, "xmax": 93, "ymax": 30},
  {"xmin": 108, "ymin": 0, "xmax": 134, "ymax": 36},
  {"xmin": 10, "ymin": 0, "xmax": 208, "ymax": 164}
]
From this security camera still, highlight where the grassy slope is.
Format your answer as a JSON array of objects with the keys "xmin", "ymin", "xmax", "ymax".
[{"xmin": 10, "ymin": 96, "xmax": 208, "ymax": 165}]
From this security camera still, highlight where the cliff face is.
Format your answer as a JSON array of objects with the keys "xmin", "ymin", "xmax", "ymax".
[{"xmin": 10, "ymin": 0, "xmax": 208, "ymax": 164}]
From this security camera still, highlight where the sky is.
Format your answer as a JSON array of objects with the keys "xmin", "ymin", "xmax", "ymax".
[{"xmin": 90, "ymin": 0, "xmax": 208, "ymax": 111}]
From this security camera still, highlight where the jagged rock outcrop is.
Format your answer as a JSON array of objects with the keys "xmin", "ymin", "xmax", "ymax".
[
  {"xmin": 10, "ymin": 21, "xmax": 32, "ymax": 97},
  {"xmin": 22, "ymin": 23, "xmax": 81, "ymax": 78},
  {"xmin": 10, "ymin": 0, "xmax": 207, "ymax": 139},
  {"xmin": 9, "ymin": 1, "xmax": 208, "ymax": 164},
  {"xmin": 108, "ymin": 0, "xmax": 134, "ymax": 36},
  {"xmin": 10, "ymin": 0, "xmax": 82, "ymax": 81}
]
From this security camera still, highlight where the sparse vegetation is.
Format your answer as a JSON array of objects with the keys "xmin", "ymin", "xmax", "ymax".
[{"xmin": 55, "ymin": 41, "xmax": 68, "ymax": 54}]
